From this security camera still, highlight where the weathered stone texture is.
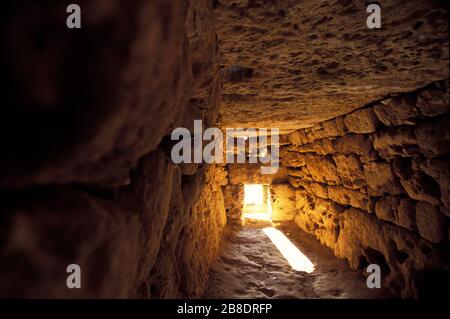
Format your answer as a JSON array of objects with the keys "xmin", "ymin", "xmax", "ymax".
[
  {"xmin": 287, "ymin": 80, "xmax": 450, "ymax": 298},
  {"xmin": 364, "ymin": 162, "xmax": 404, "ymax": 196},
  {"xmin": 228, "ymin": 163, "xmax": 287, "ymax": 184},
  {"xmin": 375, "ymin": 196, "xmax": 416, "ymax": 231},
  {"xmin": 420, "ymin": 157, "xmax": 450, "ymax": 213},
  {"xmin": 299, "ymin": 182, "xmax": 329, "ymax": 199},
  {"xmin": 334, "ymin": 134, "xmax": 373, "ymax": 156},
  {"xmin": 279, "ymin": 148, "xmax": 306, "ymax": 167},
  {"xmin": 223, "ymin": 184, "xmax": 244, "ymax": 220},
  {"xmin": 216, "ymin": 0, "xmax": 449, "ymax": 129},
  {"xmin": 393, "ymin": 158, "xmax": 441, "ymax": 205},
  {"xmin": 373, "ymin": 95, "xmax": 419, "ymax": 127},
  {"xmin": 1, "ymin": 0, "xmax": 193, "ymax": 188},
  {"xmin": 304, "ymin": 155, "xmax": 341, "ymax": 186},
  {"xmin": 295, "ymin": 197, "xmax": 344, "ymax": 250},
  {"xmin": 344, "ymin": 108, "xmax": 378, "ymax": 134},
  {"xmin": 1, "ymin": 0, "xmax": 449, "ymax": 301},
  {"xmin": 289, "ymin": 118, "xmax": 346, "ymax": 146},
  {"xmin": 374, "ymin": 126, "xmax": 420, "ymax": 159},
  {"xmin": 0, "ymin": 0, "xmax": 227, "ymax": 299},
  {"xmin": 327, "ymin": 186, "xmax": 370, "ymax": 212},
  {"xmin": 414, "ymin": 115, "xmax": 450, "ymax": 157},
  {"xmin": 0, "ymin": 189, "xmax": 142, "ymax": 298},
  {"xmin": 288, "ymin": 138, "xmax": 336, "ymax": 155},
  {"xmin": 416, "ymin": 80, "xmax": 450, "ymax": 117},
  {"xmin": 415, "ymin": 202, "xmax": 447, "ymax": 244},
  {"xmin": 287, "ymin": 168, "xmax": 314, "ymax": 183},
  {"xmin": 176, "ymin": 167, "xmax": 227, "ymax": 297},
  {"xmin": 335, "ymin": 208, "xmax": 449, "ymax": 298},
  {"xmin": 0, "ymin": 152, "xmax": 227, "ymax": 299},
  {"xmin": 271, "ymin": 184, "xmax": 297, "ymax": 221},
  {"xmin": 333, "ymin": 154, "xmax": 366, "ymax": 189}
]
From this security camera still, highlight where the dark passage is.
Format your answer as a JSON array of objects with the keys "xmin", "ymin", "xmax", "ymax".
[{"xmin": 0, "ymin": 0, "xmax": 449, "ymax": 299}]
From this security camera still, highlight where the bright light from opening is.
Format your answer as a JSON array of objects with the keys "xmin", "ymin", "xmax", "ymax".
[
  {"xmin": 242, "ymin": 184, "xmax": 271, "ymax": 221},
  {"xmin": 244, "ymin": 184, "xmax": 264, "ymax": 205},
  {"xmin": 263, "ymin": 227, "xmax": 315, "ymax": 273}
]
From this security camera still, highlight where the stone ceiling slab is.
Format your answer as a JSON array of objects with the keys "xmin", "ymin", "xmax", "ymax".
[{"xmin": 215, "ymin": 0, "xmax": 449, "ymax": 129}]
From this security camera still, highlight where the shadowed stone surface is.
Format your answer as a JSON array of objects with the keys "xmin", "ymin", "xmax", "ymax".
[
  {"xmin": 0, "ymin": 0, "xmax": 449, "ymax": 300},
  {"xmin": 284, "ymin": 81, "xmax": 450, "ymax": 298},
  {"xmin": 216, "ymin": 0, "xmax": 449, "ymax": 129},
  {"xmin": 0, "ymin": 0, "xmax": 227, "ymax": 299}
]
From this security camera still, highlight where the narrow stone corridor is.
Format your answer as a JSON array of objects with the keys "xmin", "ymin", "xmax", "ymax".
[
  {"xmin": 1, "ymin": 0, "xmax": 449, "ymax": 300},
  {"xmin": 204, "ymin": 220, "xmax": 391, "ymax": 299}
]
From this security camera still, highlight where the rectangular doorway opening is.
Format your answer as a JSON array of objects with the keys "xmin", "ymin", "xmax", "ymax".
[{"xmin": 242, "ymin": 184, "xmax": 272, "ymax": 221}]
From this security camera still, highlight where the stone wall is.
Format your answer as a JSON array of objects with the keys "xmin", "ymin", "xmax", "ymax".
[
  {"xmin": 223, "ymin": 184, "xmax": 244, "ymax": 220},
  {"xmin": 0, "ymin": 0, "xmax": 226, "ymax": 298},
  {"xmin": 281, "ymin": 79, "xmax": 450, "ymax": 298}
]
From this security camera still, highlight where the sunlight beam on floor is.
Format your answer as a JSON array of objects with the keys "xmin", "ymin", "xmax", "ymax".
[{"xmin": 262, "ymin": 227, "xmax": 315, "ymax": 273}]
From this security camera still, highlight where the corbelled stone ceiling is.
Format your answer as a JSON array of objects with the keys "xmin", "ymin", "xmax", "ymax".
[{"xmin": 215, "ymin": 0, "xmax": 449, "ymax": 130}]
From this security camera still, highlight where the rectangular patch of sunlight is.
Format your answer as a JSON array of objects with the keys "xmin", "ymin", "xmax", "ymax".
[{"xmin": 262, "ymin": 227, "xmax": 315, "ymax": 273}]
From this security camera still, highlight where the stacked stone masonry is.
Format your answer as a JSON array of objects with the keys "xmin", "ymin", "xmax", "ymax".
[{"xmin": 280, "ymin": 79, "xmax": 450, "ymax": 298}]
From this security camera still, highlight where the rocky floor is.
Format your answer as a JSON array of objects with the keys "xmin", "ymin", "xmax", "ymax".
[{"xmin": 204, "ymin": 220, "xmax": 393, "ymax": 299}]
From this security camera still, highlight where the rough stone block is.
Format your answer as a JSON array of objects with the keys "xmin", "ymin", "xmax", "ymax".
[
  {"xmin": 335, "ymin": 208, "xmax": 448, "ymax": 298},
  {"xmin": 271, "ymin": 184, "xmax": 297, "ymax": 221},
  {"xmin": 305, "ymin": 154, "xmax": 341, "ymax": 185},
  {"xmin": 290, "ymin": 118, "xmax": 347, "ymax": 146},
  {"xmin": 301, "ymin": 181, "xmax": 329, "ymax": 199},
  {"xmin": 288, "ymin": 137, "xmax": 336, "ymax": 155},
  {"xmin": 176, "ymin": 168, "xmax": 227, "ymax": 297},
  {"xmin": 393, "ymin": 158, "xmax": 441, "ymax": 205},
  {"xmin": 364, "ymin": 162, "xmax": 404, "ymax": 196},
  {"xmin": 0, "ymin": 189, "xmax": 142, "ymax": 298},
  {"xmin": 416, "ymin": 80, "xmax": 449, "ymax": 117},
  {"xmin": 375, "ymin": 196, "xmax": 416, "ymax": 230},
  {"xmin": 289, "ymin": 129, "xmax": 308, "ymax": 145},
  {"xmin": 420, "ymin": 157, "xmax": 450, "ymax": 213},
  {"xmin": 414, "ymin": 115, "xmax": 450, "ymax": 157},
  {"xmin": 295, "ymin": 198, "xmax": 344, "ymax": 249},
  {"xmin": 320, "ymin": 117, "xmax": 347, "ymax": 138},
  {"xmin": 373, "ymin": 95, "xmax": 419, "ymax": 126},
  {"xmin": 288, "ymin": 167, "xmax": 314, "ymax": 181},
  {"xmin": 333, "ymin": 154, "xmax": 366, "ymax": 189},
  {"xmin": 223, "ymin": 184, "xmax": 244, "ymax": 220},
  {"xmin": 1, "ymin": 0, "xmax": 194, "ymax": 188},
  {"xmin": 334, "ymin": 134, "xmax": 373, "ymax": 156},
  {"xmin": 328, "ymin": 186, "xmax": 369, "ymax": 211},
  {"xmin": 228, "ymin": 163, "xmax": 287, "ymax": 184},
  {"xmin": 280, "ymin": 148, "xmax": 307, "ymax": 167},
  {"xmin": 294, "ymin": 189, "xmax": 313, "ymax": 211},
  {"xmin": 344, "ymin": 108, "xmax": 378, "ymax": 134},
  {"xmin": 415, "ymin": 201, "xmax": 447, "ymax": 243},
  {"xmin": 373, "ymin": 126, "xmax": 420, "ymax": 159}
]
